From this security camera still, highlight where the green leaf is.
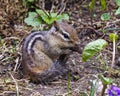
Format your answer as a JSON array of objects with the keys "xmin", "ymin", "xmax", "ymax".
[
  {"xmin": 100, "ymin": 0, "xmax": 106, "ymax": 11},
  {"xmin": 89, "ymin": 0, "xmax": 96, "ymax": 11},
  {"xmin": 56, "ymin": 14, "xmax": 69, "ymax": 21},
  {"xmin": 36, "ymin": 9, "xmax": 47, "ymax": 17},
  {"xmin": 116, "ymin": 0, "xmax": 120, "ymax": 6},
  {"xmin": 109, "ymin": 33, "xmax": 119, "ymax": 42},
  {"xmin": 101, "ymin": 13, "xmax": 110, "ymax": 21},
  {"xmin": 115, "ymin": 7, "xmax": 120, "ymax": 15},
  {"xmin": 24, "ymin": 12, "xmax": 42, "ymax": 28},
  {"xmin": 36, "ymin": 9, "xmax": 56, "ymax": 24},
  {"xmin": 36, "ymin": 9, "xmax": 49, "ymax": 23},
  {"xmin": 50, "ymin": 13, "xmax": 57, "ymax": 18},
  {"xmin": 82, "ymin": 39, "xmax": 108, "ymax": 62},
  {"xmin": 48, "ymin": 13, "xmax": 57, "ymax": 24},
  {"xmin": 98, "ymin": 74, "xmax": 113, "ymax": 85}
]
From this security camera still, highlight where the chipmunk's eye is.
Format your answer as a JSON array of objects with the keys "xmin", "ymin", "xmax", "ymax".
[{"xmin": 62, "ymin": 33, "xmax": 70, "ymax": 39}]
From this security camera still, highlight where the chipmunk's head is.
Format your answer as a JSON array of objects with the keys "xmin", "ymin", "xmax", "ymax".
[{"xmin": 50, "ymin": 20, "xmax": 80, "ymax": 49}]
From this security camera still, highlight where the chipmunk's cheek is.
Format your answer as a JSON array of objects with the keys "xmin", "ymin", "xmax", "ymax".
[{"xmin": 66, "ymin": 42, "xmax": 75, "ymax": 47}]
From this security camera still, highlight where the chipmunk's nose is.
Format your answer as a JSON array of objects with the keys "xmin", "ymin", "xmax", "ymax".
[{"xmin": 74, "ymin": 40, "xmax": 80, "ymax": 45}]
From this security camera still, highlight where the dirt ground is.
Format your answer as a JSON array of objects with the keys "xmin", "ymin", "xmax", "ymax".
[{"xmin": 0, "ymin": 0, "xmax": 120, "ymax": 96}]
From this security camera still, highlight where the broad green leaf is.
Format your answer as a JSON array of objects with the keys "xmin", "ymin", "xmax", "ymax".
[
  {"xmin": 50, "ymin": 13, "xmax": 57, "ymax": 18},
  {"xmin": 115, "ymin": 7, "xmax": 120, "ymax": 15},
  {"xmin": 42, "ymin": 17, "xmax": 56, "ymax": 25},
  {"xmin": 36, "ymin": 9, "xmax": 47, "ymax": 17},
  {"xmin": 56, "ymin": 14, "xmax": 69, "ymax": 21},
  {"xmin": 109, "ymin": 33, "xmax": 119, "ymax": 42},
  {"xmin": 82, "ymin": 39, "xmax": 108, "ymax": 62},
  {"xmin": 24, "ymin": 12, "xmax": 42, "ymax": 27},
  {"xmin": 101, "ymin": 13, "xmax": 110, "ymax": 21},
  {"xmin": 100, "ymin": 0, "xmax": 106, "ymax": 11},
  {"xmin": 98, "ymin": 74, "xmax": 113, "ymax": 85},
  {"xmin": 89, "ymin": 0, "xmax": 96, "ymax": 11},
  {"xmin": 36, "ymin": 9, "xmax": 49, "ymax": 23},
  {"xmin": 116, "ymin": 0, "xmax": 120, "ymax": 6}
]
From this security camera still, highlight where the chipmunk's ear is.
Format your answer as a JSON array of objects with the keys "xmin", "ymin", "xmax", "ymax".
[
  {"xmin": 53, "ymin": 21, "xmax": 57, "ymax": 26},
  {"xmin": 53, "ymin": 21, "xmax": 59, "ymax": 31}
]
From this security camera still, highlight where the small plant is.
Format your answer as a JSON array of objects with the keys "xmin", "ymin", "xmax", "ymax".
[
  {"xmin": 82, "ymin": 33, "xmax": 119, "ymax": 96},
  {"xmin": 89, "ymin": 74, "xmax": 113, "ymax": 96},
  {"xmin": 109, "ymin": 33, "xmax": 119, "ymax": 75},
  {"xmin": 24, "ymin": 9, "xmax": 69, "ymax": 29},
  {"xmin": 23, "ymin": 0, "xmax": 69, "ymax": 29},
  {"xmin": 99, "ymin": 74, "xmax": 113, "ymax": 96}
]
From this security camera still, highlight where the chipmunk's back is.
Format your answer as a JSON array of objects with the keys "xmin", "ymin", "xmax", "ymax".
[{"xmin": 22, "ymin": 31, "xmax": 53, "ymax": 79}]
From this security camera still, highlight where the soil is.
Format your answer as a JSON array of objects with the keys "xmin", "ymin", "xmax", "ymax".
[{"xmin": 0, "ymin": 0, "xmax": 120, "ymax": 96}]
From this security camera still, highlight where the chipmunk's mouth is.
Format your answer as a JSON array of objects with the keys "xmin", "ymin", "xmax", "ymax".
[
  {"xmin": 60, "ymin": 44, "xmax": 82, "ymax": 54},
  {"xmin": 69, "ymin": 45, "xmax": 82, "ymax": 54}
]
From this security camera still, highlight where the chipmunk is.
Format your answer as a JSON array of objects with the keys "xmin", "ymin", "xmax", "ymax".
[{"xmin": 22, "ymin": 20, "xmax": 80, "ymax": 83}]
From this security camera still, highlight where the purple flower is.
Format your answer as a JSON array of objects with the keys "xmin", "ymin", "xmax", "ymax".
[{"xmin": 108, "ymin": 85, "xmax": 120, "ymax": 96}]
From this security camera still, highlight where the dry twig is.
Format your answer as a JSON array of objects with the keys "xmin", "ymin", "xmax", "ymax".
[{"xmin": 9, "ymin": 72, "xmax": 19, "ymax": 96}]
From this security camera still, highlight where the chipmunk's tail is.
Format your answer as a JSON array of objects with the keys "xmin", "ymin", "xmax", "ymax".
[{"xmin": 32, "ymin": 61, "xmax": 68, "ymax": 84}]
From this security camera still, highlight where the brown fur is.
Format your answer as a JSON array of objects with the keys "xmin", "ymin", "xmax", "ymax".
[{"xmin": 22, "ymin": 21, "xmax": 80, "ymax": 83}]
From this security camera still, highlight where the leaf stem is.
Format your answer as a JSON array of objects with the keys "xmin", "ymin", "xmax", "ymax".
[{"xmin": 109, "ymin": 35, "xmax": 116, "ymax": 76}]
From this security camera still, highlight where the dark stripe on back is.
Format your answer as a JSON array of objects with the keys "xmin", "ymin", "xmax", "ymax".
[{"xmin": 23, "ymin": 31, "xmax": 45, "ymax": 54}]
